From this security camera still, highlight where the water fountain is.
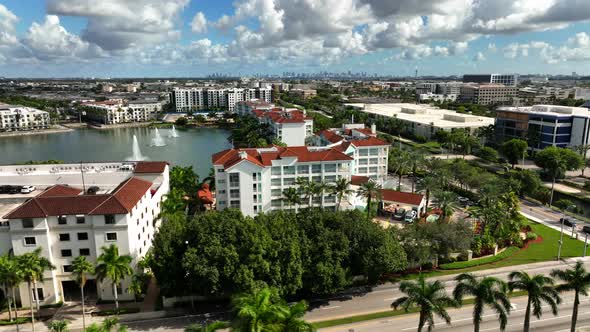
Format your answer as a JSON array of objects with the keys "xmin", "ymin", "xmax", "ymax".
[
  {"xmin": 127, "ymin": 135, "xmax": 147, "ymax": 161},
  {"xmin": 169, "ymin": 125, "xmax": 179, "ymax": 138},
  {"xmin": 151, "ymin": 128, "xmax": 166, "ymax": 147}
]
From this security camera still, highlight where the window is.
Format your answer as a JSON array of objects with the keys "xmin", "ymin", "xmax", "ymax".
[
  {"xmin": 230, "ymin": 201, "xmax": 240, "ymax": 209},
  {"xmin": 283, "ymin": 166, "xmax": 295, "ymax": 175},
  {"xmin": 229, "ymin": 173, "xmax": 240, "ymax": 187},
  {"xmin": 230, "ymin": 189, "xmax": 240, "ymax": 199},
  {"xmin": 297, "ymin": 165, "xmax": 309, "ymax": 174},
  {"xmin": 271, "ymin": 178, "xmax": 281, "ymax": 186},
  {"xmin": 271, "ymin": 167, "xmax": 281, "ymax": 175},
  {"xmin": 59, "ymin": 233, "xmax": 70, "ymax": 241},
  {"xmin": 358, "ymin": 149, "xmax": 369, "ymax": 156},
  {"xmin": 63, "ymin": 265, "xmax": 73, "ymax": 273},
  {"xmin": 77, "ymin": 232, "xmax": 88, "ymax": 240},
  {"xmin": 24, "ymin": 237, "xmax": 36, "ymax": 246},
  {"xmin": 79, "ymin": 248, "xmax": 90, "ymax": 256},
  {"xmin": 324, "ymin": 164, "xmax": 337, "ymax": 173},
  {"xmin": 58, "ymin": 215, "xmax": 67, "ymax": 225},
  {"xmin": 76, "ymin": 216, "xmax": 85, "ymax": 224},
  {"xmin": 61, "ymin": 249, "xmax": 72, "ymax": 257},
  {"xmin": 312, "ymin": 164, "xmax": 322, "ymax": 173},
  {"xmin": 22, "ymin": 218, "xmax": 34, "ymax": 228},
  {"xmin": 271, "ymin": 189, "xmax": 282, "ymax": 197},
  {"xmin": 105, "ymin": 215, "xmax": 116, "ymax": 224},
  {"xmin": 34, "ymin": 288, "xmax": 44, "ymax": 301},
  {"xmin": 106, "ymin": 232, "xmax": 117, "ymax": 241},
  {"xmin": 283, "ymin": 177, "xmax": 296, "ymax": 186}
]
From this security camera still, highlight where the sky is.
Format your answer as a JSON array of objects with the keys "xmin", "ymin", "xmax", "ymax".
[{"xmin": 1, "ymin": 0, "xmax": 590, "ymax": 78}]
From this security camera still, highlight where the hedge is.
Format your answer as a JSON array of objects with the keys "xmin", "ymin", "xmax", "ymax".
[
  {"xmin": 0, "ymin": 318, "xmax": 31, "ymax": 326},
  {"xmin": 92, "ymin": 307, "xmax": 141, "ymax": 316},
  {"xmin": 439, "ymin": 247, "xmax": 519, "ymax": 270}
]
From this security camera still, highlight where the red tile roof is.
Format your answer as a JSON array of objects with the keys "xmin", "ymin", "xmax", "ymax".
[
  {"xmin": 212, "ymin": 146, "xmax": 353, "ymax": 169},
  {"xmin": 353, "ymin": 127, "xmax": 376, "ymax": 136},
  {"xmin": 134, "ymin": 161, "xmax": 169, "ymax": 173},
  {"xmin": 38, "ymin": 185, "xmax": 83, "ymax": 198},
  {"xmin": 351, "ymin": 176, "xmax": 370, "ymax": 186},
  {"xmin": 350, "ymin": 136, "xmax": 389, "ymax": 147},
  {"xmin": 319, "ymin": 130, "xmax": 345, "ymax": 143},
  {"xmin": 380, "ymin": 189, "xmax": 424, "ymax": 205},
  {"xmin": 3, "ymin": 177, "xmax": 153, "ymax": 219},
  {"xmin": 262, "ymin": 110, "xmax": 312, "ymax": 124}
]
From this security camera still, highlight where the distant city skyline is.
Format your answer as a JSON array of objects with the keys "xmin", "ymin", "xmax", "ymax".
[{"xmin": 1, "ymin": 0, "xmax": 590, "ymax": 78}]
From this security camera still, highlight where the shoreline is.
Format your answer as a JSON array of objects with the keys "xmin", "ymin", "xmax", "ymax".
[{"xmin": 0, "ymin": 126, "xmax": 73, "ymax": 138}]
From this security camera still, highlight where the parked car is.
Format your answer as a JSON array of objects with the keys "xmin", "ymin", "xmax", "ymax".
[
  {"xmin": 583, "ymin": 225, "xmax": 590, "ymax": 235},
  {"xmin": 559, "ymin": 218, "xmax": 576, "ymax": 228},
  {"xmin": 21, "ymin": 185, "xmax": 36, "ymax": 194},
  {"xmin": 458, "ymin": 196, "xmax": 470, "ymax": 206},
  {"xmin": 393, "ymin": 208, "xmax": 406, "ymax": 220},
  {"xmin": 87, "ymin": 186, "xmax": 100, "ymax": 195},
  {"xmin": 8, "ymin": 186, "xmax": 21, "ymax": 194},
  {"xmin": 0, "ymin": 185, "xmax": 11, "ymax": 194},
  {"xmin": 404, "ymin": 210, "xmax": 417, "ymax": 223}
]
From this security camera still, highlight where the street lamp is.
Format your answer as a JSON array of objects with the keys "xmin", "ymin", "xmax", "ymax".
[
  {"xmin": 584, "ymin": 232, "xmax": 589, "ymax": 257},
  {"xmin": 557, "ymin": 204, "xmax": 575, "ymax": 260}
]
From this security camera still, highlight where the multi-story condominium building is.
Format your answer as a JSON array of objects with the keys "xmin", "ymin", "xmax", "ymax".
[
  {"xmin": 0, "ymin": 104, "xmax": 50, "ymax": 132},
  {"xmin": 463, "ymin": 74, "xmax": 518, "ymax": 86},
  {"xmin": 495, "ymin": 105, "xmax": 590, "ymax": 152},
  {"xmin": 288, "ymin": 89, "xmax": 317, "ymax": 99},
  {"xmin": 0, "ymin": 161, "xmax": 169, "ymax": 304},
  {"xmin": 315, "ymin": 124, "xmax": 389, "ymax": 181},
  {"xmin": 415, "ymin": 83, "xmax": 438, "ymax": 95},
  {"xmin": 82, "ymin": 100, "xmax": 162, "ymax": 124},
  {"xmin": 251, "ymin": 108, "xmax": 314, "ymax": 146},
  {"xmin": 171, "ymin": 87, "xmax": 272, "ymax": 112},
  {"xmin": 347, "ymin": 103, "xmax": 495, "ymax": 139},
  {"xmin": 436, "ymin": 82, "xmax": 463, "ymax": 95},
  {"xmin": 459, "ymin": 84, "xmax": 519, "ymax": 105},
  {"xmin": 235, "ymin": 100, "xmax": 274, "ymax": 116},
  {"xmin": 212, "ymin": 146, "xmax": 353, "ymax": 216}
]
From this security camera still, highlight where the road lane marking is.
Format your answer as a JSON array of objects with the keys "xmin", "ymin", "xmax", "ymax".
[{"xmin": 320, "ymin": 306, "xmax": 342, "ymax": 310}]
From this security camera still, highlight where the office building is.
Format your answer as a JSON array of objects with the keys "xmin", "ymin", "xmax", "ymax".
[
  {"xmin": 495, "ymin": 105, "xmax": 590, "ymax": 151},
  {"xmin": 212, "ymin": 146, "xmax": 353, "ymax": 216},
  {"xmin": 419, "ymin": 93, "xmax": 458, "ymax": 102},
  {"xmin": 171, "ymin": 87, "xmax": 272, "ymax": 112},
  {"xmin": 459, "ymin": 84, "xmax": 518, "ymax": 105},
  {"xmin": 0, "ymin": 104, "xmax": 50, "ymax": 132},
  {"xmin": 315, "ymin": 124, "xmax": 389, "ymax": 181},
  {"xmin": 0, "ymin": 161, "xmax": 169, "ymax": 304},
  {"xmin": 346, "ymin": 103, "xmax": 494, "ymax": 139},
  {"xmin": 463, "ymin": 74, "xmax": 518, "ymax": 86}
]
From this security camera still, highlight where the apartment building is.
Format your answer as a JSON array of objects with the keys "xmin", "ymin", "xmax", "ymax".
[
  {"xmin": 315, "ymin": 124, "xmax": 389, "ymax": 181},
  {"xmin": 459, "ymin": 84, "xmax": 518, "ymax": 105},
  {"xmin": 415, "ymin": 83, "xmax": 438, "ymax": 95},
  {"xmin": 0, "ymin": 104, "xmax": 50, "ymax": 132},
  {"xmin": 171, "ymin": 87, "xmax": 272, "ymax": 112},
  {"xmin": 252, "ymin": 108, "xmax": 314, "ymax": 146},
  {"xmin": 212, "ymin": 146, "xmax": 353, "ymax": 216},
  {"xmin": 82, "ymin": 100, "xmax": 162, "ymax": 124},
  {"xmin": 235, "ymin": 100, "xmax": 274, "ymax": 116},
  {"xmin": 495, "ymin": 104, "xmax": 590, "ymax": 152},
  {"xmin": 463, "ymin": 74, "xmax": 518, "ymax": 86},
  {"xmin": 288, "ymin": 89, "xmax": 317, "ymax": 99},
  {"xmin": 0, "ymin": 161, "xmax": 169, "ymax": 304}
]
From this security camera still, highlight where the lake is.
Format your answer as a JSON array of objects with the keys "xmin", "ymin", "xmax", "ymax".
[{"xmin": 0, "ymin": 127, "xmax": 232, "ymax": 179}]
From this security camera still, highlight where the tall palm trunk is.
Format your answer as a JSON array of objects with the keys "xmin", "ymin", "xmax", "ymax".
[
  {"xmin": 425, "ymin": 190, "xmax": 430, "ymax": 212},
  {"xmin": 32, "ymin": 279, "xmax": 40, "ymax": 315},
  {"xmin": 81, "ymin": 284, "xmax": 87, "ymax": 330},
  {"xmin": 366, "ymin": 196, "xmax": 372, "ymax": 219},
  {"xmin": 113, "ymin": 282, "xmax": 119, "ymax": 310},
  {"xmin": 417, "ymin": 311, "xmax": 426, "ymax": 332},
  {"xmin": 28, "ymin": 281, "xmax": 35, "ymax": 332},
  {"xmin": 523, "ymin": 296, "xmax": 531, "ymax": 332},
  {"xmin": 571, "ymin": 291, "xmax": 579, "ymax": 332},
  {"xmin": 5, "ymin": 284, "xmax": 12, "ymax": 321},
  {"xmin": 550, "ymin": 175, "xmax": 556, "ymax": 206},
  {"xmin": 12, "ymin": 287, "xmax": 20, "ymax": 332}
]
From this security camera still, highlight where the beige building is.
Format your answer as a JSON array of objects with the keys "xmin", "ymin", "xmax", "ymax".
[{"xmin": 460, "ymin": 84, "xmax": 518, "ymax": 105}]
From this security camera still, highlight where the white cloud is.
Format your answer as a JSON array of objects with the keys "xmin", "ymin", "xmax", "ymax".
[
  {"xmin": 191, "ymin": 12, "xmax": 207, "ymax": 34},
  {"xmin": 0, "ymin": 4, "xmax": 18, "ymax": 47},
  {"xmin": 473, "ymin": 51, "xmax": 486, "ymax": 62}
]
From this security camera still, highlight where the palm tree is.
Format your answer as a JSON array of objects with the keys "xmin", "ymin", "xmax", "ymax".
[
  {"xmin": 3, "ymin": 254, "xmax": 23, "ymax": 330},
  {"xmin": 18, "ymin": 248, "xmax": 55, "ymax": 332},
  {"xmin": 331, "ymin": 178, "xmax": 352, "ymax": 211},
  {"xmin": 296, "ymin": 177, "xmax": 314, "ymax": 208},
  {"xmin": 95, "ymin": 245, "xmax": 133, "ymax": 310},
  {"xmin": 282, "ymin": 187, "xmax": 301, "ymax": 211},
  {"xmin": 389, "ymin": 149, "xmax": 410, "ymax": 191},
  {"xmin": 408, "ymin": 151, "xmax": 426, "ymax": 193},
  {"xmin": 508, "ymin": 271, "xmax": 561, "ymax": 332},
  {"xmin": 453, "ymin": 273, "xmax": 511, "ymax": 332},
  {"xmin": 231, "ymin": 288, "xmax": 284, "ymax": 332},
  {"xmin": 392, "ymin": 275, "xmax": 456, "ymax": 332},
  {"xmin": 357, "ymin": 181, "xmax": 381, "ymax": 219},
  {"xmin": 275, "ymin": 300, "xmax": 316, "ymax": 332},
  {"xmin": 86, "ymin": 317, "xmax": 128, "ymax": 332},
  {"xmin": 314, "ymin": 181, "xmax": 330, "ymax": 208},
  {"xmin": 128, "ymin": 273, "xmax": 144, "ymax": 302},
  {"xmin": 48, "ymin": 320, "xmax": 69, "ymax": 332},
  {"xmin": 433, "ymin": 190, "xmax": 459, "ymax": 221},
  {"xmin": 551, "ymin": 261, "xmax": 590, "ymax": 332},
  {"xmin": 417, "ymin": 175, "xmax": 439, "ymax": 211},
  {"xmin": 71, "ymin": 256, "xmax": 94, "ymax": 331},
  {"xmin": 185, "ymin": 321, "xmax": 228, "ymax": 332},
  {"xmin": 0, "ymin": 255, "xmax": 17, "ymax": 322}
]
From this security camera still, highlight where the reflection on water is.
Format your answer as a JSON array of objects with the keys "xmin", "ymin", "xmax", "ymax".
[{"xmin": 0, "ymin": 127, "xmax": 232, "ymax": 178}]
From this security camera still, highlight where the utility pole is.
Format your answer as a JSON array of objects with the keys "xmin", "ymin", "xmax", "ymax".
[
  {"xmin": 584, "ymin": 233, "xmax": 588, "ymax": 257},
  {"xmin": 557, "ymin": 204, "xmax": 575, "ymax": 260},
  {"xmin": 80, "ymin": 161, "xmax": 86, "ymax": 193}
]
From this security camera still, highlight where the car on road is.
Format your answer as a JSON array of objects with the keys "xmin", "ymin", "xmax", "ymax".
[
  {"xmin": 559, "ymin": 218, "xmax": 576, "ymax": 228},
  {"xmin": 21, "ymin": 185, "xmax": 36, "ymax": 194},
  {"xmin": 393, "ymin": 208, "xmax": 406, "ymax": 220},
  {"xmin": 583, "ymin": 225, "xmax": 590, "ymax": 235}
]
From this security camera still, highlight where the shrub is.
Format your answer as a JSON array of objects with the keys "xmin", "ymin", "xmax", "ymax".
[
  {"xmin": 439, "ymin": 247, "xmax": 519, "ymax": 270},
  {"xmin": 93, "ymin": 307, "xmax": 140, "ymax": 316},
  {"xmin": 526, "ymin": 232, "xmax": 538, "ymax": 241},
  {"xmin": 414, "ymin": 135, "xmax": 427, "ymax": 143},
  {"xmin": 476, "ymin": 146, "xmax": 499, "ymax": 162}
]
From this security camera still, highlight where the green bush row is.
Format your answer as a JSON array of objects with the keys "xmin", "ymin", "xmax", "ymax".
[
  {"xmin": 439, "ymin": 247, "xmax": 519, "ymax": 270},
  {"xmin": 93, "ymin": 307, "xmax": 141, "ymax": 316}
]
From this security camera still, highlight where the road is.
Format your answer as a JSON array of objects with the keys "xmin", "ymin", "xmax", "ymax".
[
  {"xmin": 320, "ymin": 292, "xmax": 590, "ymax": 332},
  {"xmin": 520, "ymin": 199, "xmax": 590, "ymax": 243}
]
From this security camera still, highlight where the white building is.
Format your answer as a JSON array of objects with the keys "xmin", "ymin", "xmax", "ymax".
[
  {"xmin": 346, "ymin": 103, "xmax": 495, "ymax": 139},
  {"xmin": 463, "ymin": 74, "xmax": 518, "ymax": 86},
  {"xmin": 82, "ymin": 100, "xmax": 162, "ymax": 124},
  {"xmin": 0, "ymin": 104, "xmax": 50, "ymax": 132},
  {"xmin": 0, "ymin": 161, "xmax": 169, "ymax": 304},
  {"xmin": 212, "ymin": 146, "xmax": 353, "ymax": 216},
  {"xmin": 171, "ymin": 87, "xmax": 272, "ymax": 112},
  {"xmin": 252, "ymin": 108, "xmax": 313, "ymax": 146},
  {"xmin": 316, "ymin": 124, "xmax": 389, "ymax": 181},
  {"xmin": 235, "ymin": 100, "xmax": 274, "ymax": 116},
  {"xmin": 419, "ymin": 93, "xmax": 458, "ymax": 102}
]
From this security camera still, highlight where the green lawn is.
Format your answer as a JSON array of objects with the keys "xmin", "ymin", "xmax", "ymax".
[{"xmin": 401, "ymin": 221, "xmax": 585, "ymax": 280}]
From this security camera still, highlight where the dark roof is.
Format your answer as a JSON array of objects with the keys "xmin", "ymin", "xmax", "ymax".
[
  {"xmin": 351, "ymin": 176, "xmax": 370, "ymax": 186},
  {"xmin": 134, "ymin": 161, "xmax": 168, "ymax": 173},
  {"xmin": 380, "ymin": 189, "xmax": 424, "ymax": 205},
  {"xmin": 3, "ymin": 177, "xmax": 153, "ymax": 219}
]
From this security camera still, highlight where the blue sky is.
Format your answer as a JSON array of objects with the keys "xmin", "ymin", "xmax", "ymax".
[{"xmin": 1, "ymin": 0, "xmax": 590, "ymax": 77}]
